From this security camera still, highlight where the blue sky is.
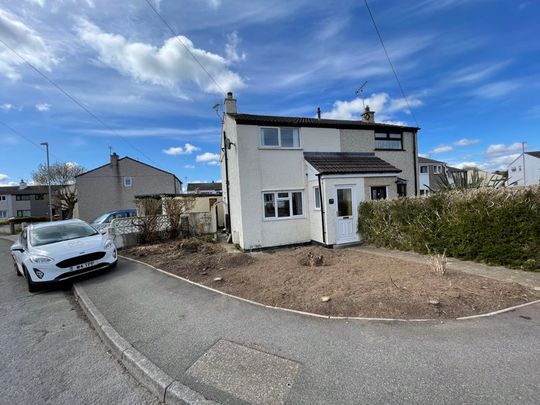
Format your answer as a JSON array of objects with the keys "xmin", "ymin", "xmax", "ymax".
[{"xmin": 1, "ymin": 0, "xmax": 539, "ymax": 187}]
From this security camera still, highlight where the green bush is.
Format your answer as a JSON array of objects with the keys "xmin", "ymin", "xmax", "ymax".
[
  {"xmin": 358, "ymin": 186, "xmax": 540, "ymax": 271},
  {"xmin": 8, "ymin": 216, "xmax": 49, "ymax": 225}
]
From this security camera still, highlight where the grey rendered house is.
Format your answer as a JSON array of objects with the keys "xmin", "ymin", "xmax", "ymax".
[
  {"xmin": 418, "ymin": 156, "xmax": 466, "ymax": 194},
  {"xmin": 220, "ymin": 92, "xmax": 420, "ymax": 250},
  {"xmin": 75, "ymin": 153, "xmax": 182, "ymax": 222},
  {"xmin": 0, "ymin": 182, "xmax": 62, "ymax": 219}
]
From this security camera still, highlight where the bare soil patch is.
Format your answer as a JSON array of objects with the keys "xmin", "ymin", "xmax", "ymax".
[{"xmin": 123, "ymin": 241, "xmax": 540, "ymax": 319}]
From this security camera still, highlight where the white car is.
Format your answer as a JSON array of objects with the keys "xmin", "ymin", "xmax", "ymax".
[{"xmin": 10, "ymin": 219, "xmax": 117, "ymax": 292}]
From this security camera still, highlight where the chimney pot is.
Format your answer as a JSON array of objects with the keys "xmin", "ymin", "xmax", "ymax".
[
  {"xmin": 361, "ymin": 105, "xmax": 375, "ymax": 123},
  {"xmin": 317, "ymin": 107, "xmax": 321, "ymax": 119},
  {"xmin": 224, "ymin": 92, "xmax": 237, "ymax": 114}
]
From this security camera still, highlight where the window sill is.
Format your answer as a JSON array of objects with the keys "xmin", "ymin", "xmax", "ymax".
[
  {"xmin": 374, "ymin": 148, "xmax": 406, "ymax": 152},
  {"xmin": 263, "ymin": 215, "xmax": 306, "ymax": 222},
  {"xmin": 258, "ymin": 147, "xmax": 302, "ymax": 151}
]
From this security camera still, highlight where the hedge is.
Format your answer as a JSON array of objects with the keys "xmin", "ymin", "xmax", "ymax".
[
  {"xmin": 358, "ymin": 186, "xmax": 540, "ymax": 271},
  {"xmin": 1, "ymin": 216, "xmax": 49, "ymax": 225}
]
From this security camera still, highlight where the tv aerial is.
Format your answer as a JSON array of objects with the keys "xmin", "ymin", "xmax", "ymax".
[{"xmin": 355, "ymin": 81, "xmax": 368, "ymax": 108}]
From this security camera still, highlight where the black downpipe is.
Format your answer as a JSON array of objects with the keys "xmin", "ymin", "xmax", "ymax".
[
  {"xmin": 412, "ymin": 130, "xmax": 418, "ymax": 196},
  {"xmin": 223, "ymin": 131, "xmax": 232, "ymax": 232},
  {"xmin": 317, "ymin": 174, "xmax": 326, "ymax": 245}
]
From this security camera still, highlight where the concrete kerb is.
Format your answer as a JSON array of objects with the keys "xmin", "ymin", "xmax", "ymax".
[
  {"xmin": 73, "ymin": 283, "xmax": 216, "ymax": 405},
  {"xmin": 120, "ymin": 255, "xmax": 540, "ymax": 323}
]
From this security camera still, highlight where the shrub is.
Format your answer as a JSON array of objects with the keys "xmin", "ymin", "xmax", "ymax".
[{"xmin": 358, "ymin": 186, "xmax": 540, "ymax": 271}]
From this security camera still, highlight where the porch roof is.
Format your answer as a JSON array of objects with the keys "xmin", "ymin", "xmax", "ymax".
[{"xmin": 304, "ymin": 152, "xmax": 401, "ymax": 175}]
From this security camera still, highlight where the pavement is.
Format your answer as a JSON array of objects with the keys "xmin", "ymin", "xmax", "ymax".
[
  {"xmin": 0, "ymin": 238, "xmax": 160, "ymax": 405},
  {"xmin": 3, "ymin": 232, "xmax": 540, "ymax": 405},
  {"xmin": 77, "ymin": 253, "xmax": 540, "ymax": 404}
]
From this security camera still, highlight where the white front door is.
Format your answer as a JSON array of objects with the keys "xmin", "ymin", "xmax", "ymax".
[{"xmin": 336, "ymin": 187, "xmax": 357, "ymax": 244}]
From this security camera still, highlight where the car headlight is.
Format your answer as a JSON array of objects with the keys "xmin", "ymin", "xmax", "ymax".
[
  {"xmin": 104, "ymin": 240, "xmax": 114, "ymax": 250},
  {"xmin": 29, "ymin": 255, "xmax": 54, "ymax": 263}
]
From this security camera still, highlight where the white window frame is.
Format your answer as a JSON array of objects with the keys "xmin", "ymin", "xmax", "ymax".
[
  {"xmin": 260, "ymin": 127, "xmax": 300, "ymax": 148},
  {"xmin": 313, "ymin": 186, "xmax": 321, "ymax": 210},
  {"xmin": 262, "ymin": 190, "xmax": 304, "ymax": 220},
  {"xmin": 123, "ymin": 176, "xmax": 133, "ymax": 188},
  {"xmin": 433, "ymin": 165, "xmax": 442, "ymax": 174},
  {"xmin": 0, "ymin": 210, "xmax": 7, "ymax": 218},
  {"xmin": 370, "ymin": 186, "xmax": 388, "ymax": 201}
]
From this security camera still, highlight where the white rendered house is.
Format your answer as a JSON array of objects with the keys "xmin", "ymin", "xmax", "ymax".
[
  {"xmin": 507, "ymin": 151, "xmax": 540, "ymax": 186},
  {"xmin": 220, "ymin": 93, "xmax": 420, "ymax": 250}
]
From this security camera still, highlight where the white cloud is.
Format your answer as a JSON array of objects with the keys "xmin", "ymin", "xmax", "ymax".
[
  {"xmin": 196, "ymin": 152, "xmax": 220, "ymax": 164},
  {"xmin": 35, "ymin": 103, "xmax": 51, "ymax": 111},
  {"xmin": 484, "ymin": 153, "xmax": 521, "ymax": 171},
  {"xmin": 448, "ymin": 62, "xmax": 509, "ymax": 85},
  {"xmin": 163, "ymin": 143, "xmax": 200, "ymax": 155},
  {"xmin": 225, "ymin": 31, "xmax": 246, "ymax": 63},
  {"xmin": 321, "ymin": 93, "xmax": 422, "ymax": 121},
  {"xmin": 473, "ymin": 80, "xmax": 521, "ymax": 98},
  {"xmin": 207, "ymin": 0, "xmax": 222, "ymax": 8},
  {"xmin": 485, "ymin": 142, "xmax": 522, "ymax": 156},
  {"xmin": 0, "ymin": 9, "xmax": 57, "ymax": 80},
  {"xmin": 82, "ymin": 126, "xmax": 217, "ymax": 138},
  {"xmin": 451, "ymin": 161, "xmax": 481, "ymax": 170},
  {"xmin": 454, "ymin": 138, "xmax": 479, "ymax": 146},
  {"xmin": 75, "ymin": 18, "xmax": 244, "ymax": 94},
  {"xmin": 184, "ymin": 164, "xmax": 195, "ymax": 169},
  {"xmin": 0, "ymin": 173, "xmax": 16, "ymax": 186},
  {"xmin": 429, "ymin": 145, "xmax": 453, "ymax": 154},
  {"xmin": 0, "ymin": 173, "xmax": 8, "ymax": 181},
  {"xmin": 0, "ymin": 103, "xmax": 13, "ymax": 111}
]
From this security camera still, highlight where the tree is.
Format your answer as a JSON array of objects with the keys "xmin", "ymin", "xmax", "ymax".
[
  {"xmin": 32, "ymin": 162, "xmax": 85, "ymax": 219},
  {"xmin": 162, "ymin": 196, "xmax": 195, "ymax": 238}
]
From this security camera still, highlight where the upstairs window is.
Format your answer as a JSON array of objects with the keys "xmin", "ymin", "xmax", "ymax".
[
  {"xmin": 123, "ymin": 176, "xmax": 133, "ymax": 188},
  {"xmin": 375, "ymin": 133, "xmax": 403, "ymax": 150},
  {"xmin": 433, "ymin": 166, "xmax": 442, "ymax": 174},
  {"xmin": 15, "ymin": 195, "xmax": 31, "ymax": 201},
  {"xmin": 261, "ymin": 127, "xmax": 299, "ymax": 148},
  {"xmin": 420, "ymin": 166, "xmax": 428, "ymax": 173}
]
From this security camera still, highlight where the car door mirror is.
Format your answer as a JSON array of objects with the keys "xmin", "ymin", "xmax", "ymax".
[{"xmin": 11, "ymin": 245, "xmax": 24, "ymax": 253}]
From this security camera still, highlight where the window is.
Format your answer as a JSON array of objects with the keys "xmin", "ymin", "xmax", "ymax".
[
  {"xmin": 1, "ymin": 195, "xmax": 5, "ymax": 200},
  {"xmin": 314, "ymin": 187, "xmax": 321, "ymax": 209},
  {"xmin": 35, "ymin": 194, "xmax": 44, "ymax": 200},
  {"xmin": 263, "ymin": 191, "xmax": 303, "ymax": 219},
  {"xmin": 420, "ymin": 190, "xmax": 428, "ymax": 196},
  {"xmin": 374, "ymin": 133, "xmax": 403, "ymax": 150},
  {"xmin": 370, "ymin": 186, "xmax": 387, "ymax": 200},
  {"xmin": 420, "ymin": 166, "xmax": 428, "ymax": 173},
  {"xmin": 0, "ymin": 210, "xmax": 7, "ymax": 218},
  {"xmin": 397, "ymin": 183, "xmax": 407, "ymax": 197},
  {"xmin": 16, "ymin": 210, "xmax": 32, "ymax": 217},
  {"xmin": 337, "ymin": 188, "xmax": 353, "ymax": 217},
  {"xmin": 260, "ymin": 127, "xmax": 299, "ymax": 148},
  {"xmin": 511, "ymin": 167, "xmax": 517, "ymax": 172},
  {"xmin": 15, "ymin": 194, "xmax": 31, "ymax": 201},
  {"xmin": 433, "ymin": 165, "xmax": 442, "ymax": 174},
  {"xmin": 123, "ymin": 176, "xmax": 133, "ymax": 188}
]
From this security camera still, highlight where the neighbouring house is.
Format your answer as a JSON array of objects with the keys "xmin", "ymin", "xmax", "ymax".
[
  {"xmin": 75, "ymin": 153, "xmax": 182, "ymax": 222},
  {"xmin": 507, "ymin": 151, "xmax": 540, "ymax": 186},
  {"xmin": 220, "ymin": 92, "xmax": 420, "ymax": 250},
  {"xmin": 0, "ymin": 181, "xmax": 62, "ymax": 219},
  {"xmin": 186, "ymin": 181, "xmax": 222, "ymax": 194},
  {"xmin": 418, "ymin": 156, "xmax": 467, "ymax": 194},
  {"xmin": 464, "ymin": 167, "xmax": 506, "ymax": 187}
]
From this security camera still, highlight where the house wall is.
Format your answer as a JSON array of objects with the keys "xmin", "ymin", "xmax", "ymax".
[
  {"xmin": 508, "ymin": 154, "xmax": 540, "ymax": 186},
  {"xmin": 76, "ymin": 158, "xmax": 180, "ymax": 222},
  {"xmin": 0, "ymin": 195, "xmax": 12, "ymax": 218},
  {"xmin": 339, "ymin": 129, "xmax": 418, "ymax": 196}
]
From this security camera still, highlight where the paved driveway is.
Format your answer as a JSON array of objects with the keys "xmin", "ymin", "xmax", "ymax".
[
  {"xmin": 0, "ymin": 239, "xmax": 160, "ymax": 405},
  {"xmin": 78, "ymin": 254, "xmax": 540, "ymax": 405}
]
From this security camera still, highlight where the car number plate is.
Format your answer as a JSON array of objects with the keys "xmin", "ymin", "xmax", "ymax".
[{"xmin": 71, "ymin": 261, "xmax": 95, "ymax": 271}]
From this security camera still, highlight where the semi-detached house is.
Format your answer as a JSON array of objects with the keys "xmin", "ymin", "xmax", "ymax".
[{"xmin": 220, "ymin": 92, "xmax": 420, "ymax": 250}]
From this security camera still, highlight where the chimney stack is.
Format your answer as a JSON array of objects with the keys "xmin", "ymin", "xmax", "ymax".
[
  {"xmin": 361, "ymin": 105, "xmax": 375, "ymax": 123},
  {"xmin": 224, "ymin": 92, "xmax": 237, "ymax": 114},
  {"xmin": 317, "ymin": 107, "xmax": 321, "ymax": 120},
  {"xmin": 110, "ymin": 152, "xmax": 119, "ymax": 166}
]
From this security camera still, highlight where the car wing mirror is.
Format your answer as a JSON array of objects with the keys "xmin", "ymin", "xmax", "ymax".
[{"xmin": 11, "ymin": 245, "xmax": 25, "ymax": 252}]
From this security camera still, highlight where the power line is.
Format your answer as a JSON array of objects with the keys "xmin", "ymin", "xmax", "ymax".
[
  {"xmin": 0, "ymin": 37, "xmax": 159, "ymax": 165},
  {"xmin": 363, "ymin": 0, "xmax": 420, "ymax": 128},
  {"xmin": 143, "ymin": 0, "xmax": 226, "ymax": 94},
  {"xmin": 0, "ymin": 119, "xmax": 61, "ymax": 161}
]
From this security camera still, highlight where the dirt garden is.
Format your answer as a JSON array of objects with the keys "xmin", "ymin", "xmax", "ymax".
[{"xmin": 123, "ymin": 239, "xmax": 540, "ymax": 319}]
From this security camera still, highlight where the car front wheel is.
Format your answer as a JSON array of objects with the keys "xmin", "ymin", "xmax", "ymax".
[{"xmin": 23, "ymin": 267, "xmax": 38, "ymax": 293}]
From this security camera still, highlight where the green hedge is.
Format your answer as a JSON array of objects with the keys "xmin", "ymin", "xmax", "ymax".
[
  {"xmin": 6, "ymin": 216, "xmax": 49, "ymax": 225},
  {"xmin": 358, "ymin": 186, "xmax": 540, "ymax": 271}
]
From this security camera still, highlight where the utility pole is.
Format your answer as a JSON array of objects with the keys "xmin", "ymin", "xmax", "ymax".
[
  {"xmin": 40, "ymin": 142, "xmax": 53, "ymax": 221},
  {"xmin": 522, "ymin": 141, "xmax": 527, "ymax": 186}
]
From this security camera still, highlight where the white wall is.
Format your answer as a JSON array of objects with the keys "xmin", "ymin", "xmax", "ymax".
[{"xmin": 508, "ymin": 154, "xmax": 540, "ymax": 186}]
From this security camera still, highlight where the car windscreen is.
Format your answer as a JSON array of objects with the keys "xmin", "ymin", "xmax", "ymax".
[
  {"xmin": 30, "ymin": 223, "xmax": 99, "ymax": 247},
  {"xmin": 91, "ymin": 213, "xmax": 111, "ymax": 224}
]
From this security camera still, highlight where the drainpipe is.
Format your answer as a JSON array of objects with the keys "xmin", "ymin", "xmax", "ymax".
[
  {"xmin": 317, "ymin": 174, "xmax": 326, "ymax": 245},
  {"xmin": 412, "ymin": 130, "xmax": 418, "ymax": 196},
  {"xmin": 223, "ymin": 131, "xmax": 232, "ymax": 234}
]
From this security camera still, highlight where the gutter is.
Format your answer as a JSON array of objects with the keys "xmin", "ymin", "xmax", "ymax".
[{"xmin": 317, "ymin": 174, "xmax": 326, "ymax": 245}]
